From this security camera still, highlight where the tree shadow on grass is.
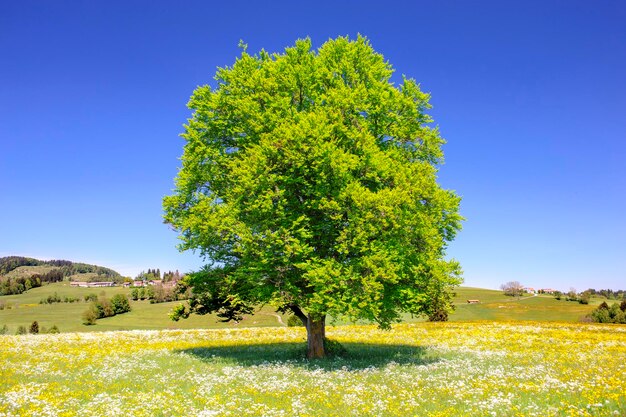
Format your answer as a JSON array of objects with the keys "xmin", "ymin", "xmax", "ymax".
[{"xmin": 175, "ymin": 341, "xmax": 439, "ymax": 370}]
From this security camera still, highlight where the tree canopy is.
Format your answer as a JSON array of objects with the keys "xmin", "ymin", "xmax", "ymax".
[{"xmin": 163, "ymin": 36, "xmax": 462, "ymax": 358}]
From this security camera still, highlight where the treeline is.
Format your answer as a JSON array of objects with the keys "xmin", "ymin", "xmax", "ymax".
[
  {"xmin": 0, "ymin": 256, "xmax": 121, "ymax": 279},
  {"xmin": 1, "ymin": 322, "xmax": 60, "ymax": 335},
  {"xmin": 0, "ymin": 269, "xmax": 65, "ymax": 295},
  {"xmin": 136, "ymin": 268, "xmax": 182, "ymax": 282},
  {"xmin": 130, "ymin": 281, "xmax": 189, "ymax": 304},
  {"xmin": 583, "ymin": 288, "xmax": 626, "ymax": 300},
  {"xmin": 554, "ymin": 288, "xmax": 626, "ymax": 305},
  {"xmin": 0, "ymin": 256, "xmax": 122, "ymax": 295}
]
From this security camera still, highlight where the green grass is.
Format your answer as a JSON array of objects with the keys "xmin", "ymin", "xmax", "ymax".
[
  {"xmin": 448, "ymin": 287, "xmax": 600, "ymax": 322},
  {"xmin": 1, "ymin": 322, "xmax": 625, "ymax": 416},
  {"xmin": 0, "ymin": 282, "xmax": 287, "ymax": 334},
  {"xmin": 0, "ymin": 283, "xmax": 607, "ymax": 334}
]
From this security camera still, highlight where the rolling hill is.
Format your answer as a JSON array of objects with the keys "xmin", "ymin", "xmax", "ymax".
[
  {"xmin": 0, "ymin": 256, "xmax": 123, "ymax": 296},
  {"xmin": 0, "ymin": 282, "xmax": 604, "ymax": 335}
]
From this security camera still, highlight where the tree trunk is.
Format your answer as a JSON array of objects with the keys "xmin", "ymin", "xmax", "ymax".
[{"xmin": 306, "ymin": 315, "xmax": 326, "ymax": 359}]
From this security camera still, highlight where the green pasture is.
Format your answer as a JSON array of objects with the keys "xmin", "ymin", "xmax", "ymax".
[
  {"xmin": 449, "ymin": 287, "xmax": 599, "ymax": 322},
  {"xmin": 0, "ymin": 282, "xmax": 605, "ymax": 334},
  {"xmin": 1, "ymin": 322, "xmax": 624, "ymax": 416},
  {"xmin": 0, "ymin": 282, "xmax": 287, "ymax": 333}
]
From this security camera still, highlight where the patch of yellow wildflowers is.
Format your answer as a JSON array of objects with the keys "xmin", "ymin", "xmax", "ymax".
[{"xmin": 0, "ymin": 322, "xmax": 624, "ymax": 416}]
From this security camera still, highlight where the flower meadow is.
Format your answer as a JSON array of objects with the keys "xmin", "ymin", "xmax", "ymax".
[{"xmin": 1, "ymin": 322, "xmax": 625, "ymax": 416}]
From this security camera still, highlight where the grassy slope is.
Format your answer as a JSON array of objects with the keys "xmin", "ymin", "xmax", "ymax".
[
  {"xmin": 0, "ymin": 283, "xmax": 605, "ymax": 334},
  {"xmin": 3, "ymin": 265, "xmax": 58, "ymax": 279},
  {"xmin": 449, "ymin": 287, "xmax": 600, "ymax": 322},
  {"xmin": 0, "ymin": 282, "xmax": 286, "ymax": 333}
]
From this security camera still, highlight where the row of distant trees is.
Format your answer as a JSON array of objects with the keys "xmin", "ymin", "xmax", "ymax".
[
  {"xmin": 0, "ymin": 269, "xmax": 64, "ymax": 295},
  {"xmin": 1, "ymin": 322, "xmax": 60, "ymax": 335},
  {"xmin": 500, "ymin": 281, "xmax": 625, "ymax": 302},
  {"xmin": 0, "ymin": 256, "xmax": 120, "ymax": 278},
  {"xmin": 135, "ymin": 268, "xmax": 182, "ymax": 282},
  {"xmin": 130, "ymin": 281, "xmax": 190, "ymax": 304}
]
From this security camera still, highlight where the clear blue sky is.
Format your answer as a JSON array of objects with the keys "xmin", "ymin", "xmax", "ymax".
[{"xmin": 1, "ymin": 1, "xmax": 624, "ymax": 290}]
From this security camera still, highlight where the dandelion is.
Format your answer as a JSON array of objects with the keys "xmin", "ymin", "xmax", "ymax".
[{"xmin": 0, "ymin": 322, "xmax": 624, "ymax": 416}]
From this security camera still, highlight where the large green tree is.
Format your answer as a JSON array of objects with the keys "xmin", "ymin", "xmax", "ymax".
[{"xmin": 163, "ymin": 36, "xmax": 462, "ymax": 358}]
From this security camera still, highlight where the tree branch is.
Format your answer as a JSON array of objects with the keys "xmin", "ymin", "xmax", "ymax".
[{"xmin": 289, "ymin": 304, "xmax": 308, "ymax": 327}]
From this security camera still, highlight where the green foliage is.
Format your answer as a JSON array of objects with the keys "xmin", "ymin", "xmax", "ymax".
[
  {"xmin": 40, "ymin": 292, "xmax": 62, "ymax": 304},
  {"xmin": 16, "ymin": 325, "xmax": 27, "ymax": 335},
  {"xmin": 111, "ymin": 294, "xmax": 131, "ymax": 314},
  {"xmin": 0, "ymin": 257, "xmax": 123, "ymax": 295},
  {"xmin": 82, "ymin": 305, "xmax": 98, "ymax": 325},
  {"xmin": 168, "ymin": 303, "xmax": 190, "ymax": 321},
  {"xmin": 48, "ymin": 325, "xmax": 60, "ymax": 334},
  {"xmin": 84, "ymin": 293, "xmax": 98, "ymax": 302},
  {"xmin": 96, "ymin": 297, "xmax": 114, "ymax": 318},
  {"xmin": 163, "ymin": 36, "xmax": 462, "ymax": 336},
  {"xmin": 0, "ymin": 324, "xmax": 8, "ymax": 334},
  {"xmin": 590, "ymin": 302, "xmax": 626, "ymax": 324},
  {"xmin": 148, "ymin": 284, "xmax": 179, "ymax": 304},
  {"xmin": 287, "ymin": 315, "xmax": 305, "ymax": 327},
  {"xmin": 82, "ymin": 295, "xmax": 130, "ymax": 325},
  {"xmin": 0, "ymin": 256, "xmax": 41, "ymax": 275}
]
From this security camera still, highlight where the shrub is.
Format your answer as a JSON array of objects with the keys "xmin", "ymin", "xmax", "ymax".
[
  {"xmin": 93, "ymin": 298, "xmax": 114, "ymax": 318},
  {"xmin": 111, "ymin": 294, "xmax": 131, "ymax": 314},
  {"xmin": 621, "ymin": 300, "xmax": 626, "ymax": 312},
  {"xmin": 48, "ymin": 325, "xmax": 60, "ymax": 334},
  {"xmin": 82, "ymin": 305, "xmax": 98, "ymax": 325},
  {"xmin": 29, "ymin": 321, "xmax": 39, "ymax": 334},
  {"xmin": 0, "ymin": 324, "xmax": 8, "ymax": 334},
  {"xmin": 84, "ymin": 293, "xmax": 98, "ymax": 303},
  {"xmin": 16, "ymin": 325, "xmax": 27, "ymax": 335},
  {"xmin": 500, "ymin": 281, "xmax": 524, "ymax": 297},
  {"xmin": 590, "ymin": 302, "xmax": 626, "ymax": 324},
  {"xmin": 287, "ymin": 315, "xmax": 304, "ymax": 327}
]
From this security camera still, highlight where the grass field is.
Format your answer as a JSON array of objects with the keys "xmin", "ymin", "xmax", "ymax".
[
  {"xmin": 1, "ymin": 322, "xmax": 624, "ymax": 416},
  {"xmin": 0, "ymin": 283, "xmax": 604, "ymax": 334},
  {"xmin": 449, "ymin": 287, "xmax": 600, "ymax": 322},
  {"xmin": 0, "ymin": 282, "xmax": 287, "ymax": 333}
]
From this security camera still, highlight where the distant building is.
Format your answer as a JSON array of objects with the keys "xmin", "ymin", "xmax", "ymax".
[{"xmin": 70, "ymin": 281, "xmax": 115, "ymax": 288}]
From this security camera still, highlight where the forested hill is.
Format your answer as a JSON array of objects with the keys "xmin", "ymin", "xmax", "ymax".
[{"xmin": 0, "ymin": 256, "xmax": 122, "ymax": 295}]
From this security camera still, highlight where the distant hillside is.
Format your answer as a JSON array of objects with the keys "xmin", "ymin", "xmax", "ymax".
[{"xmin": 0, "ymin": 256, "xmax": 122, "ymax": 296}]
